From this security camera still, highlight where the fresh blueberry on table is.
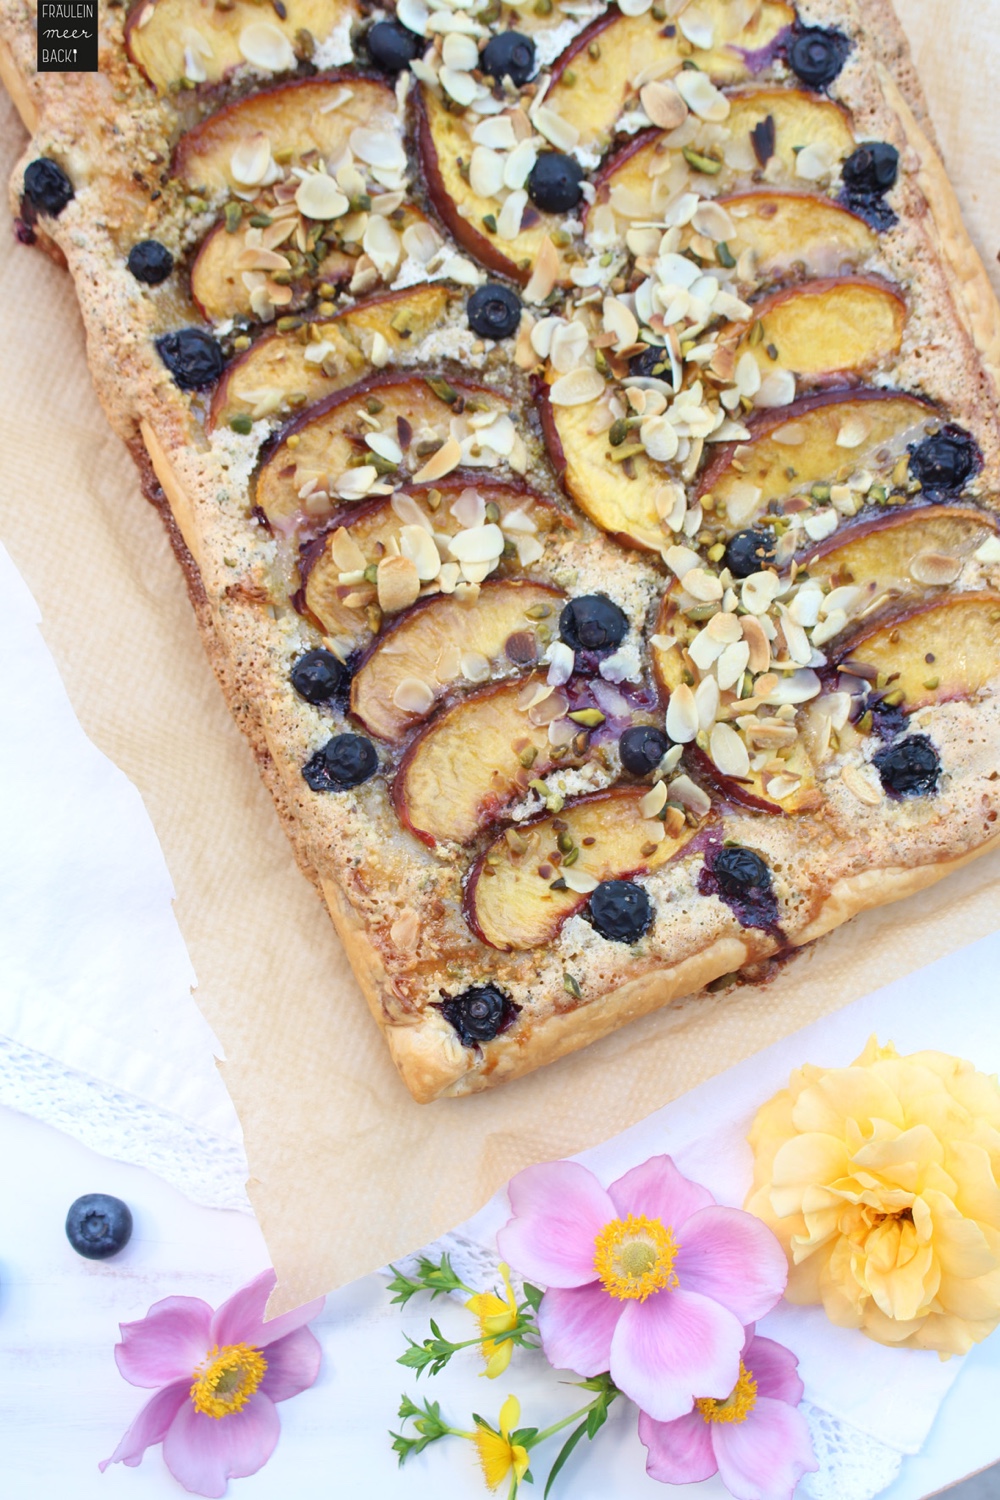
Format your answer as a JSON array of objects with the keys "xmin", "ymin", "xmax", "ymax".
[{"xmin": 65, "ymin": 1193, "xmax": 133, "ymax": 1259}]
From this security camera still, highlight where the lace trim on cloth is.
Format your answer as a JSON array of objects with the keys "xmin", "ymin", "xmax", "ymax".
[
  {"xmin": 388, "ymin": 1231, "xmax": 904, "ymax": 1500},
  {"xmin": 0, "ymin": 1035, "xmax": 251, "ymax": 1211}
]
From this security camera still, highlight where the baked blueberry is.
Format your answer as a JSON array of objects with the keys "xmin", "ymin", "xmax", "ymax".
[
  {"xmin": 712, "ymin": 845, "xmax": 772, "ymax": 898},
  {"xmin": 588, "ymin": 879, "xmax": 653, "ymax": 942},
  {"xmin": 873, "ymin": 734, "xmax": 940, "ymax": 797},
  {"xmin": 291, "ymin": 648, "xmax": 344, "ymax": 703},
  {"xmin": 629, "ymin": 344, "xmax": 672, "ymax": 380},
  {"xmin": 619, "ymin": 724, "xmax": 671, "ymax": 775},
  {"xmin": 440, "ymin": 984, "xmax": 516, "ymax": 1045},
  {"xmin": 302, "ymin": 732, "xmax": 378, "ymax": 791},
  {"xmin": 23, "ymin": 157, "xmax": 74, "ymax": 216},
  {"xmin": 366, "ymin": 19, "xmax": 422, "ymax": 72},
  {"xmin": 724, "ymin": 528, "xmax": 777, "ymax": 578},
  {"xmin": 155, "ymin": 328, "xmax": 225, "ymax": 391},
  {"xmin": 127, "ymin": 239, "xmax": 174, "ymax": 285},
  {"xmin": 481, "ymin": 30, "xmax": 536, "ymax": 85},
  {"xmin": 787, "ymin": 26, "xmax": 850, "ymax": 88},
  {"xmin": 908, "ymin": 425, "xmax": 981, "ymax": 496},
  {"xmin": 559, "ymin": 594, "xmax": 628, "ymax": 653},
  {"xmin": 467, "ymin": 283, "xmax": 522, "ymax": 340},
  {"xmin": 527, "ymin": 152, "xmax": 584, "ymax": 214},
  {"xmin": 65, "ymin": 1193, "xmax": 133, "ymax": 1260}
]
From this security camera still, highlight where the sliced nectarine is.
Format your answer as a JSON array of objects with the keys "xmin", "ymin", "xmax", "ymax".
[
  {"xmin": 546, "ymin": 1, "xmax": 794, "ymax": 152},
  {"xmin": 302, "ymin": 478, "xmax": 561, "ymax": 645},
  {"xmin": 208, "ymin": 285, "xmax": 461, "ymax": 431},
  {"xmin": 190, "ymin": 223, "xmax": 354, "ymax": 325},
  {"xmin": 729, "ymin": 277, "xmax": 905, "ymax": 381},
  {"xmin": 465, "ymin": 786, "xmax": 701, "ymax": 950},
  {"xmin": 255, "ymin": 373, "xmax": 510, "ymax": 533},
  {"xmin": 699, "ymin": 391, "xmax": 933, "ymax": 533},
  {"xmin": 125, "ymin": 0, "xmax": 353, "ymax": 93},
  {"xmin": 350, "ymin": 580, "xmax": 564, "ymax": 742},
  {"xmin": 722, "ymin": 191, "xmax": 877, "ymax": 279},
  {"xmin": 835, "ymin": 592, "xmax": 1000, "ymax": 711}
]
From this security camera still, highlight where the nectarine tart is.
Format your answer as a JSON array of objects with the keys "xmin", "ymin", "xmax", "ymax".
[{"xmin": 4, "ymin": 0, "xmax": 1000, "ymax": 1099}]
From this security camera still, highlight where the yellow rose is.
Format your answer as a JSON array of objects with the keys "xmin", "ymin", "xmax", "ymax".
[{"xmin": 746, "ymin": 1037, "xmax": 1000, "ymax": 1355}]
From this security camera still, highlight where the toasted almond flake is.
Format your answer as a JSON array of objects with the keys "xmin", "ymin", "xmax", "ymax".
[
  {"xmin": 910, "ymin": 550, "xmax": 963, "ymax": 586},
  {"xmin": 350, "ymin": 128, "xmax": 406, "ymax": 174},
  {"xmin": 549, "ymin": 320, "xmax": 591, "ymax": 373},
  {"xmin": 448, "ymin": 523, "xmax": 505, "ymax": 564},
  {"xmin": 238, "ymin": 20, "xmax": 295, "ymax": 71},
  {"xmin": 392, "ymin": 676, "xmax": 436, "ymax": 714},
  {"xmin": 678, "ymin": 2, "xmax": 714, "ymax": 48},
  {"xmin": 640, "ymin": 780, "xmax": 668, "ymax": 818},
  {"xmin": 473, "ymin": 115, "xmax": 518, "ymax": 150},
  {"xmin": 397, "ymin": 0, "xmax": 429, "ymax": 35},
  {"xmin": 524, "ymin": 235, "xmax": 561, "ymax": 306},
  {"xmin": 549, "ymin": 366, "xmax": 605, "ymax": 407},
  {"xmin": 675, "ymin": 69, "xmax": 730, "ymax": 122},
  {"xmin": 669, "ymin": 773, "xmax": 711, "ymax": 816},
  {"xmin": 740, "ymin": 614, "xmax": 771, "ymax": 673},
  {"xmin": 363, "ymin": 214, "xmax": 402, "ymax": 277},
  {"xmin": 230, "ymin": 133, "xmax": 275, "ymax": 187},
  {"xmin": 563, "ymin": 868, "xmax": 600, "ymax": 895},
  {"xmin": 765, "ymin": 774, "xmax": 802, "ymax": 802},
  {"xmin": 803, "ymin": 509, "xmax": 839, "ymax": 543},
  {"xmin": 709, "ymin": 721, "xmax": 749, "ymax": 778},
  {"xmin": 689, "ymin": 626, "xmax": 726, "ymax": 671},
  {"xmin": 497, "ymin": 188, "xmax": 528, "ymax": 242},
  {"xmin": 399, "ymin": 524, "xmax": 441, "ymax": 581},
  {"xmin": 641, "ymin": 415, "xmax": 679, "ymax": 463},
  {"xmin": 822, "ymin": 585, "xmax": 862, "ymax": 618},
  {"xmin": 681, "ymin": 567, "xmax": 724, "ymax": 603},
  {"xmin": 695, "ymin": 674, "xmax": 720, "ymax": 730},
  {"xmin": 788, "ymin": 583, "xmax": 823, "ymax": 628},
  {"xmin": 754, "ymin": 369, "xmax": 796, "ymax": 409},
  {"xmin": 602, "ymin": 296, "xmax": 640, "ymax": 351},
  {"xmin": 504, "ymin": 139, "xmax": 537, "ymax": 191},
  {"xmin": 295, "ymin": 173, "xmax": 349, "ymax": 221},
  {"xmin": 716, "ymin": 639, "xmax": 751, "ymax": 692},
  {"xmin": 705, "ymin": 611, "xmax": 742, "ymax": 644},
  {"xmin": 666, "ymin": 683, "xmax": 699, "ymax": 743},
  {"xmin": 746, "ymin": 720, "xmax": 798, "ymax": 750},
  {"xmin": 460, "ymin": 650, "xmax": 491, "ymax": 682},
  {"xmin": 692, "ymin": 200, "xmax": 734, "ymax": 241},
  {"xmin": 439, "ymin": 65, "xmax": 481, "ymax": 106},
  {"xmin": 721, "ymin": 479, "xmax": 762, "ymax": 527},
  {"xmin": 329, "ymin": 526, "xmax": 367, "ymax": 572},
  {"xmin": 741, "ymin": 570, "xmax": 782, "ymax": 615},
  {"xmin": 533, "ymin": 105, "xmax": 580, "ymax": 152},
  {"xmin": 377, "ymin": 554, "xmax": 421, "ymax": 612},
  {"xmin": 546, "ymin": 641, "xmax": 575, "ymax": 686},
  {"xmin": 442, "ymin": 30, "xmax": 478, "ymax": 69},
  {"xmin": 402, "ymin": 220, "xmax": 442, "ymax": 263},
  {"xmin": 975, "ymin": 535, "xmax": 1000, "ymax": 563},
  {"xmin": 777, "ymin": 607, "xmax": 812, "ymax": 667},
  {"xmin": 760, "ymin": 668, "xmax": 822, "ymax": 706},
  {"xmin": 335, "ymin": 465, "xmax": 379, "ymax": 500},
  {"xmin": 390, "ymin": 908, "xmax": 420, "ymax": 950},
  {"xmin": 734, "ymin": 349, "xmax": 761, "ymax": 398},
  {"xmin": 664, "ymin": 543, "xmax": 701, "ymax": 579},
  {"xmin": 835, "ymin": 414, "xmax": 870, "ymax": 449},
  {"xmin": 640, "ymin": 79, "xmax": 689, "ymax": 130},
  {"xmin": 517, "ymin": 535, "xmax": 545, "ymax": 567},
  {"xmin": 413, "ymin": 436, "xmax": 462, "ymax": 483},
  {"xmin": 841, "ymin": 763, "xmax": 883, "ymax": 806},
  {"xmin": 435, "ymin": 643, "xmax": 463, "ymax": 682},
  {"xmin": 365, "ymin": 430, "xmax": 403, "ymax": 466},
  {"xmin": 654, "ymin": 482, "xmax": 687, "ymax": 533},
  {"xmin": 470, "ymin": 145, "xmax": 506, "ymax": 199},
  {"xmin": 437, "ymin": 562, "xmax": 461, "ymax": 594},
  {"xmin": 770, "ymin": 421, "xmax": 806, "ymax": 446}
]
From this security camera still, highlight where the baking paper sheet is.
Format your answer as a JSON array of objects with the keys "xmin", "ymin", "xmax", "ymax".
[{"xmin": 2, "ymin": 0, "xmax": 998, "ymax": 1311}]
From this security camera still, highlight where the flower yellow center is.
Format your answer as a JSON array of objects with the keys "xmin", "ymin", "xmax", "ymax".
[
  {"xmin": 190, "ymin": 1343, "xmax": 268, "ymax": 1420},
  {"xmin": 593, "ymin": 1214, "xmax": 679, "ymax": 1301},
  {"xmin": 696, "ymin": 1361, "xmax": 758, "ymax": 1425}
]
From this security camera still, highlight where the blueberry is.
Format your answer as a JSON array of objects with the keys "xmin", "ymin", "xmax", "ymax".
[
  {"xmin": 156, "ymin": 328, "xmax": 225, "ymax": 391},
  {"xmin": 65, "ymin": 1194, "xmax": 133, "ymax": 1260},
  {"xmin": 588, "ymin": 880, "xmax": 653, "ymax": 943},
  {"xmin": 619, "ymin": 724, "xmax": 671, "ymax": 776},
  {"xmin": 873, "ymin": 734, "xmax": 940, "ymax": 797},
  {"xmin": 291, "ymin": 648, "xmax": 344, "ymax": 703},
  {"xmin": 23, "ymin": 157, "xmax": 74, "ymax": 216},
  {"xmin": 366, "ymin": 19, "xmax": 422, "ymax": 72},
  {"xmin": 559, "ymin": 594, "xmax": 628, "ymax": 653},
  {"xmin": 127, "ymin": 239, "xmax": 174, "ymax": 285},
  {"xmin": 467, "ymin": 283, "xmax": 522, "ymax": 340},
  {"xmin": 842, "ymin": 142, "xmax": 899, "ymax": 196},
  {"xmin": 908, "ymin": 425, "xmax": 981, "ymax": 496},
  {"xmin": 481, "ymin": 30, "xmax": 536, "ymax": 86},
  {"xmin": 629, "ymin": 344, "xmax": 672, "ymax": 380},
  {"xmin": 787, "ymin": 26, "xmax": 851, "ymax": 88},
  {"xmin": 527, "ymin": 152, "xmax": 584, "ymax": 214},
  {"xmin": 724, "ymin": 528, "xmax": 777, "ymax": 578},
  {"xmin": 440, "ymin": 984, "xmax": 516, "ymax": 1045},
  {"xmin": 712, "ymin": 845, "xmax": 771, "ymax": 898},
  {"xmin": 302, "ymin": 732, "xmax": 378, "ymax": 791}
]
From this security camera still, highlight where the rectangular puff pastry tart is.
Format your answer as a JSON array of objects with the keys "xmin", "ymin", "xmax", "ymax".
[{"xmin": 4, "ymin": 0, "xmax": 1000, "ymax": 1101}]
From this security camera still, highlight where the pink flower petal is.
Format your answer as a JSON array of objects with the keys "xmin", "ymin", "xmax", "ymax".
[
  {"xmin": 610, "ymin": 1288, "xmax": 745, "ymax": 1422},
  {"xmin": 210, "ymin": 1270, "xmax": 325, "ymax": 1351},
  {"xmin": 713, "ymin": 1395, "xmax": 818, "ymax": 1500},
  {"xmin": 99, "ymin": 1381, "xmax": 189, "ymax": 1472},
  {"xmin": 259, "ymin": 1326, "xmax": 322, "ymax": 1404},
  {"xmin": 674, "ymin": 1206, "xmax": 787, "ymax": 1323},
  {"xmin": 161, "ymin": 1392, "xmax": 281, "ymax": 1498},
  {"xmin": 115, "ymin": 1297, "xmax": 214, "ymax": 1388},
  {"xmin": 497, "ymin": 1161, "xmax": 615, "ymax": 1288},
  {"xmin": 638, "ymin": 1407, "xmax": 718, "ymax": 1486},
  {"xmin": 743, "ymin": 1335, "xmax": 804, "ymax": 1406},
  {"xmin": 607, "ymin": 1155, "xmax": 715, "ymax": 1232},
  {"xmin": 537, "ymin": 1281, "xmax": 622, "ymax": 1376}
]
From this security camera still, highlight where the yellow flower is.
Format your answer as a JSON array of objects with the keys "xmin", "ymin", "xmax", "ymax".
[
  {"xmin": 466, "ymin": 1264, "xmax": 519, "ymax": 1378},
  {"xmin": 746, "ymin": 1037, "xmax": 1000, "ymax": 1355},
  {"xmin": 473, "ymin": 1394, "xmax": 530, "ymax": 1494}
]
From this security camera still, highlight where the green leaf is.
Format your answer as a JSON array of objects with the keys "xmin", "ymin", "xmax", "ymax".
[
  {"xmin": 389, "ymin": 1431, "xmax": 415, "ymax": 1466},
  {"xmin": 543, "ymin": 1419, "xmax": 590, "ymax": 1498},
  {"xmin": 386, "ymin": 1266, "xmax": 425, "ymax": 1306},
  {"xmin": 397, "ymin": 1394, "xmax": 421, "ymax": 1420},
  {"xmin": 585, "ymin": 1403, "xmax": 608, "ymax": 1440},
  {"xmin": 521, "ymin": 1282, "xmax": 544, "ymax": 1312}
]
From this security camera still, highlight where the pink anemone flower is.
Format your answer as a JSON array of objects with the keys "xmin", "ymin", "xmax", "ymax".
[
  {"xmin": 638, "ymin": 1328, "xmax": 818, "ymax": 1500},
  {"xmin": 496, "ymin": 1155, "xmax": 787, "ymax": 1421},
  {"xmin": 100, "ymin": 1270, "xmax": 324, "ymax": 1498}
]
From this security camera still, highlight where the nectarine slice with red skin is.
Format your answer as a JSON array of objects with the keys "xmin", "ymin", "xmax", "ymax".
[
  {"xmin": 190, "ymin": 223, "xmax": 354, "ymax": 325},
  {"xmin": 546, "ymin": 2, "xmax": 794, "ymax": 152},
  {"xmin": 254, "ymin": 372, "xmax": 509, "ymax": 533},
  {"xmin": 464, "ymin": 786, "xmax": 703, "ymax": 950},
  {"xmin": 173, "ymin": 77, "xmax": 396, "ymax": 193},
  {"xmin": 698, "ymin": 390, "xmax": 934, "ymax": 534},
  {"xmin": 301, "ymin": 477, "xmax": 563, "ymax": 645},
  {"xmin": 729, "ymin": 276, "xmax": 906, "ymax": 382},
  {"xmin": 834, "ymin": 592, "xmax": 1000, "ymax": 712},
  {"xmin": 125, "ymin": 0, "xmax": 353, "ymax": 93},
  {"xmin": 721, "ymin": 191, "xmax": 878, "ymax": 280},
  {"xmin": 350, "ymin": 579, "xmax": 565, "ymax": 743},
  {"xmin": 207, "ymin": 285, "xmax": 461, "ymax": 430},
  {"xmin": 800, "ymin": 504, "xmax": 1000, "ymax": 602}
]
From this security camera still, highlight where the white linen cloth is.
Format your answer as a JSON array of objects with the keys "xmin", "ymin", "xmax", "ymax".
[{"xmin": 2, "ymin": 538, "xmax": 998, "ymax": 1498}]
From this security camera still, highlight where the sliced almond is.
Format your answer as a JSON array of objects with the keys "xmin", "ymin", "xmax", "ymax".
[
  {"xmin": 295, "ymin": 173, "xmax": 349, "ymax": 221},
  {"xmin": 695, "ymin": 674, "xmax": 720, "ymax": 731},
  {"xmin": 413, "ymin": 436, "xmax": 462, "ymax": 483},
  {"xmin": 909, "ymin": 550, "xmax": 963, "ymax": 586},
  {"xmin": 377, "ymin": 554, "xmax": 421, "ymax": 613},
  {"xmin": 461, "ymin": 650, "xmax": 492, "ymax": 682},
  {"xmin": 639, "ymin": 79, "xmax": 688, "ymax": 130},
  {"xmin": 330, "ymin": 526, "xmax": 367, "ymax": 573},
  {"xmin": 238, "ymin": 20, "xmax": 295, "ymax": 71},
  {"xmin": 435, "ymin": 642, "xmax": 463, "ymax": 681},
  {"xmin": 740, "ymin": 615, "xmax": 771, "ymax": 674},
  {"xmin": 668, "ymin": 773, "xmax": 711, "ymax": 816},
  {"xmin": 835, "ymin": 414, "xmax": 870, "ymax": 449},
  {"xmin": 764, "ymin": 774, "xmax": 802, "ymax": 802},
  {"xmin": 716, "ymin": 639, "xmax": 751, "ymax": 692},
  {"xmin": 675, "ymin": 69, "xmax": 730, "ymax": 122},
  {"xmin": 563, "ymin": 867, "xmax": 600, "ymax": 895},
  {"xmin": 741, "ymin": 570, "xmax": 782, "ymax": 615},
  {"xmin": 666, "ymin": 683, "xmax": 699, "ymax": 743},
  {"xmin": 392, "ymin": 676, "xmax": 435, "ymax": 714},
  {"xmin": 709, "ymin": 721, "xmax": 750, "ymax": 778},
  {"xmin": 524, "ymin": 235, "xmax": 561, "ymax": 306},
  {"xmin": 448, "ymin": 523, "xmax": 505, "ymax": 564},
  {"xmin": 399, "ymin": 524, "xmax": 442, "ymax": 581},
  {"xmin": 549, "ymin": 366, "xmax": 605, "ymax": 407},
  {"xmin": 682, "ymin": 567, "xmax": 725, "ymax": 604},
  {"xmin": 389, "ymin": 908, "xmax": 421, "ymax": 950},
  {"xmin": 639, "ymin": 779, "xmax": 668, "ymax": 819},
  {"xmin": 841, "ymin": 763, "xmax": 883, "ymax": 806}
]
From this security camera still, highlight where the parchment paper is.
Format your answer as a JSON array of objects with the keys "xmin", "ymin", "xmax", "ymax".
[{"xmin": 2, "ymin": 0, "xmax": 998, "ymax": 1312}]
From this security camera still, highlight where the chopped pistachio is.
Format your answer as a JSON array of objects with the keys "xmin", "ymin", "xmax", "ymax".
[
  {"xmin": 682, "ymin": 147, "xmax": 723, "ymax": 175},
  {"xmin": 229, "ymin": 413, "xmax": 253, "ymax": 435},
  {"xmin": 568, "ymin": 708, "xmax": 605, "ymax": 727},
  {"xmin": 563, "ymin": 972, "xmax": 583, "ymax": 999},
  {"xmin": 518, "ymin": 745, "xmax": 538, "ymax": 768}
]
